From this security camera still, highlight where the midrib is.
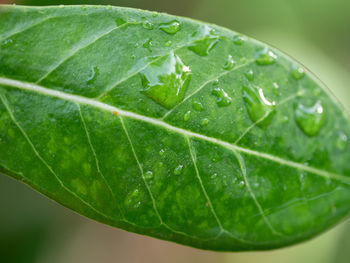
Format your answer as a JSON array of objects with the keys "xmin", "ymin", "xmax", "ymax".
[{"xmin": 0, "ymin": 76, "xmax": 349, "ymax": 184}]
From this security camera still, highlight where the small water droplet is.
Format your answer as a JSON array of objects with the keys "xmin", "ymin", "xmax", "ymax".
[
  {"xmin": 294, "ymin": 100, "xmax": 325, "ymax": 137},
  {"xmin": 255, "ymin": 48, "xmax": 277, "ymax": 65},
  {"xmin": 159, "ymin": 149, "xmax": 165, "ymax": 156},
  {"xmin": 140, "ymin": 51, "xmax": 192, "ymax": 109},
  {"xmin": 245, "ymin": 69, "xmax": 254, "ymax": 81},
  {"xmin": 336, "ymin": 132, "xmax": 348, "ymax": 151},
  {"xmin": 174, "ymin": 164, "xmax": 184, "ymax": 175},
  {"xmin": 212, "ymin": 87, "xmax": 232, "ymax": 107},
  {"xmin": 233, "ymin": 34, "xmax": 245, "ymax": 45},
  {"xmin": 165, "ymin": 40, "xmax": 172, "ymax": 46},
  {"xmin": 223, "ymin": 55, "xmax": 235, "ymax": 70},
  {"xmin": 292, "ymin": 65, "xmax": 306, "ymax": 80},
  {"xmin": 1, "ymin": 38, "xmax": 13, "ymax": 48},
  {"xmin": 143, "ymin": 38, "xmax": 153, "ymax": 52},
  {"xmin": 184, "ymin": 110, "xmax": 191, "ymax": 121},
  {"xmin": 142, "ymin": 18, "xmax": 154, "ymax": 30},
  {"xmin": 159, "ymin": 20, "xmax": 181, "ymax": 34},
  {"xmin": 201, "ymin": 118, "xmax": 209, "ymax": 127},
  {"xmin": 211, "ymin": 173, "xmax": 218, "ymax": 179},
  {"xmin": 87, "ymin": 66, "xmax": 99, "ymax": 84},
  {"xmin": 242, "ymin": 85, "xmax": 276, "ymax": 128},
  {"xmin": 238, "ymin": 180, "xmax": 245, "ymax": 189},
  {"xmin": 145, "ymin": 171, "xmax": 154, "ymax": 180},
  {"xmin": 188, "ymin": 35, "xmax": 219, "ymax": 56},
  {"xmin": 192, "ymin": 100, "xmax": 203, "ymax": 111},
  {"xmin": 115, "ymin": 17, "xmax": 127, "ymax": 26},
  {"xmin": 273, "ymin": 82, "xmax": 280, "ymax": 96}
]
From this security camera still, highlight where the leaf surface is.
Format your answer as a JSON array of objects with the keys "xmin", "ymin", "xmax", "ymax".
[{"xmin": 0, "ymin": 5, "xmax": 350, "ymax": 251}]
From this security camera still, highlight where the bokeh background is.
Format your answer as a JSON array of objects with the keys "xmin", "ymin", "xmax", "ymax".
[{"xmin": 1, "ymin": 0, "xmax": 349, "ymax": 262}]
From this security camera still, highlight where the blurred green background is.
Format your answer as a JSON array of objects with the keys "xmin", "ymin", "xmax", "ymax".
[{"xmin": 0, "ymin": 0, "xmax": 349, "ymax": 262}]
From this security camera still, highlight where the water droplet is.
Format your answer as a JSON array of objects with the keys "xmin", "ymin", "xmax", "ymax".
[
  {"xmin": 87, "ymin": 66, "xmax": 99, "ymax": 84},
  {"xmin": 159, "ymin": 20, "xmax": 181, "ymax": 34},
  {"xmin": 294, "ymin": 100, "xmax": 325, "ymax": 137},
  {"xmin": 130, "ymin": 54, "xmax": 136, "ymax": 59},
  {"xmin": 145, "ymin": 171, "xmax": 154, "ymax": 180},
  {"xmin": 1, "ymin": 38, "xmax": 13, "ymax": 48},
  {"xmin": 255, "ymin": 48, "xmax": 277, "ymax": 65},
  {"xmin": 142, "ymin": 18, "xmax": 154, "ymax": 30},
  {"xmin": 223, "ymin": 55, "xmax": 235, "ymax": 70},
  {"xmin": 242, "ymin": 85, "xmax": 276, "ymax": 128},
  {"xmin": 211, "ymin": 173, "xmax": 218, "ymax": 179},
  {"xmin": 184, "ymin": 110, "xmax": 191, "ymax": 121},
  {"xmin": 125, "ymin": 188, "xmax": 142, "ymax": 209},
  {"xmin": 152, "ymin": 12, "xmax": 158, "ymax": 17},
  {"xmin": 142, "ymin": 38, "xmax": 153, "ymax": 52},
  {"xmin": 140, "ymin": 51, "xmax": 192, "ymax": 109},
  {"xmin": 188, "ymin": 36, "xmax": 219, "ymax": 56},
  {"xmin": 292, "ymin": 65, "xmax": 306, "ymax": 80},
  {"xmin": 115, "ymin": 17, "xmax": 126, "ymax": 26},
  {"xmin": 336, "ymin": 132, "xmax": 348, "ymax": 151},
  {"xmin": 174, "ymin": 164, "xmax": 184, "ymax": 175},
  {"xmin": 201, "ymin": 118, "xmax": 209, "ymax": 127},
  {"xmin": 212, "ymin": 87, "xmax": 232, "ymax": 107},
  {"xmin": 238, "ymin": 180, "xmax": 245, "ymax": 189},
  {"xmin": 192, "ymin": 100, "xmax": 203, "ymax": 111},
  {"xmin": 273, "ymin": 82, "xmax": 280, "ymax": 96},
  {"xmin": 165, "ymin": 40, "xmax": 172, "ymax": 47},
  {"xmin": 233, "ymin": 34, "xmax": 245, "ymax": 45},
  {"xmin": 245, "ymin": 69, "xmax": 254, "ymax": 81},
  {"xmin": 159, "ymin": 149, "xmax": 165, "ymax": 156}
]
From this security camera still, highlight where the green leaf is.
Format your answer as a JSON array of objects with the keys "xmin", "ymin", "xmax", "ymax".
[{"xmin": 0, "ymin": 5, "xmax": 349, "ymax": 251}]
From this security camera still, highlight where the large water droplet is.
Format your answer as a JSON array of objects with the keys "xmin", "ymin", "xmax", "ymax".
[
  {"xmin": 143, "ymin": 38, "xmax": 153, "ymax": 52},
  {"xmin": 242, "ymin": 85, "xmax": 276, "ymax": 128},
  {"xmin": 255, "ymin": 48, "xmax": 277, "ymax": 65},
  {"xmin": 159, "ymin": 20, "xmax": 181, "ymax": 34},
  {"xmin": 336, "ymin": 131, "xmax": 348, "ymax": 151},
  {"xmin": 292, "ymin": 65, "xmax": 306, "ymax": 80},
  {"xmin": 174, "ymin": 164, "xmax": 184, "ymax": 175},
  {"xmin": 223, "ymin": 55, "xmax": 235, "ymax": 70},
  {"xmin": 212, "ymin": 87, "xmax": 232, "ymax": 107},
  {"xmin": 140, "ymin": 51, "xmax": 192, "ymax": 109},
  {"xmin": 192, "ymin": 100, "xmax": 203, "ymax": 111},
  {"xmin": 142, "ymin": 18, "xmax": 154, "ymax": 30},
  {"xmin": 188, "ymin": 34, "xmax": 219, "ymax": 56},
  {"xmin": 294, "ymin": 101, "xmax": 325, "ymax": 137},
  {"xmin": 87, "ymin": 66, "xmax": 99, "ymax": 84}
]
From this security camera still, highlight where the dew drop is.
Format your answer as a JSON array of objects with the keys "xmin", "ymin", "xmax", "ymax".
[
  {"xmin": 192, "ymin": 100, "xmax": 203, "ymax": 111},
  {"xmin": 242, "ymin": 85, "xmax": 276, "ymax": 128},
  {"xmin": 115, "ymin": 17, "xmax": 127, "ymax": 26},
  {"xmin": 233, "ymin": 34, "xmax": 245, "ymax": 45},
  {"xmin": 212, "ymin": 87, "xmax": 232, "ymax": 107},
  {"xmin": 188, "ymin": 35, "xmax": 219, "ymax": 56},
  {"xmin": 245, "ymin": 69, "xmax": 254, "ymax": 81},
  {"xmin": 145, "ymin": 171, "xmax": 154, "ymax": 180},
  {"xmin": 87, "ymin": 66, "xmax": 99, "ymax": 84},
  {"xmin": 140, "ymin": 51, "xmax": 192, "ymax": 109},
  {"xmin": 211, "ymin": 173, "xmax": 218, "ymax": 179},
  {"xmin": 255, "ymin": 48, "xmax": 277, "ymax": 65},
  {"xmin": 142, "ymin": 18, "xmax": 154, "ymax": 30},
  {"xmin": 159, "ymin": 149, "xmax": 165, "ymax": 156},
  {"xmin": 223, "ymin": 55, "xmax": 235, "ymax": 70},
  {"xmin": 174, "ymin": 164, "xmax": 184, "ymax": 175},
  {"xmin": 159, "ymin": 20, "xmax": 181, "ymax": 34},
  {"xmin": 336, "ymin": 132, "xmax": 348, "ymax": 151},
  {"xmin": 184, "ymin": 110, "xmax": 191, "ymax": 121},
  {"xmin": 201, "ymin": 118, "xmax": 209, "ymax": 127},
  {"xmin": 238, "ymin": 180, "xmax": 245, "ymax": 189},
  {"xmin": 294, "ymin": 100, "xmax": 325, "ymax": 137},
  {"xmin": 142, "ymin": 38, "xmax": 153, "ymax": 52},
  {"xmin": 292, "ymin": 65, "xmax": 306, "ymax": 80}
]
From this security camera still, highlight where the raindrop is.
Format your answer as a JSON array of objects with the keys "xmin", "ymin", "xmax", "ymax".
[
  {"xmin": 233, "ymin": 34, "xmax": 245, "ymax": 45},
  {"xmin": 184, "ymin": 110, "xmax": 191, "ymax": 121},
  {"xmin": 87, "ymin": 66, "xmax": 99, "ymax": 84},
  {"xmin": 292, "ymin": 65, "xmax": 306, "ymax": 80},
  {"xmin": 294, "ymin": 100, "xmax": 325, "ymax": 137},
  {"xmin": 142, "ymin": 38, "xmax": 153, "ymax": 52},
  {"xmin": 142, "ymin": 18, "xmax": 154, "ymax": 30},
  {"xmin": 201, "ymin": 118, "xmax": 209, "ymax": 127},
  {"xmin": 115, "ymin": 17, "xmax": 127, "ymax": 26},
  {"xmin": 188, "ymin": 30, "xmax": 219, "ymax": 56},
  {"xmin": 242, "ymin": 85, "xmax": 276, "ymax": 128},
  {"xmin": 140, "ymin": 51, "xmax": 192, "ymax": 109},
  {"xmin": 212, "ymin": 87, "xmax": 232, "ymax": 107},
  {"xmin": 159, "ymin": 20, "xmax": 181, "ymax": 34},
  {"xmin": 255, "ymin": 48, "xmax": 277, "ymax": 65},
  {"xmin": 223, "ymin": 55, "xmax": 235, "ymax": 70},
  {"xmin": 145, "ymin": 171, "xmax": 154, "ymax": 180},
  {"xmin": 174, "ymin": 164, "xmax": 184, "ymax": 175},
  {"xmin": 192, "ymin": 100, "xmax": 203, "ymax": 111},
  {"xmin": 336, "ymin": 132, "xmax": 348, "ymax": 151},
  {"xmin": 245, "ymin": 69, "xmax": 254, "ymax": 81}
]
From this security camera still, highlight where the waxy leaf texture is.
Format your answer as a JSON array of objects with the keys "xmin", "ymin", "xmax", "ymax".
[{"xmin": 0, "ymin": 5, "xmax": 350, "ymax": 251}]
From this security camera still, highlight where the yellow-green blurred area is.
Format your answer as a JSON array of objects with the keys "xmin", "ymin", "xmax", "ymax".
[{"xmin": 0, "ymin": 0, "xmax": 349, "ymax": 262}]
